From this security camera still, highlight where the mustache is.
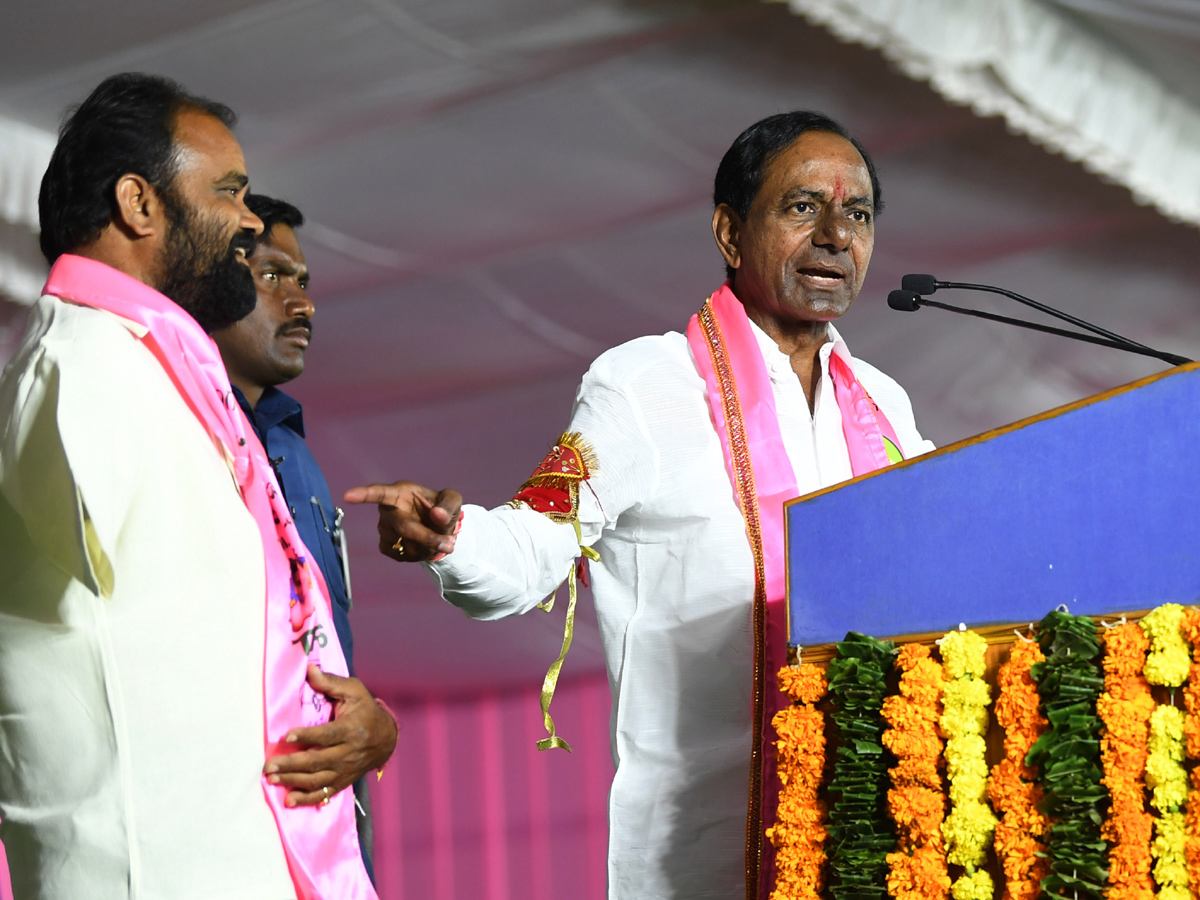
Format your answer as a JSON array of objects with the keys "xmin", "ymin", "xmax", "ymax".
[
  {"xmin": 229, "ymin": 229, "xmax": 257, "ymax": 257},
  {"xmin": 276, "ymin": 317, "xmax": 313, "ymax": 340}
]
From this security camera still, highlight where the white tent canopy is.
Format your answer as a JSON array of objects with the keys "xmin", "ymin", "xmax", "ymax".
[{"xmin": 2, "ymin": 0, "xmax": 1198, "ymax": 693}]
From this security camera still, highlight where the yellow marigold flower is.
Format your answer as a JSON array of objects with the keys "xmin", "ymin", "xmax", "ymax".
[
  {"xmin": 1149, "ymin": 704, "xmax": 1186, "ymax": 746},
  {"xmin": 947, "ymin": 773, "xmax": 989, "ymax": 810},
  {"xmin": 942, "ymin": 801, "xmax": 997, "ymax": 867},
  {"xmin": 940, "ymin": 685, "xmax": 990, "ymax": 737},
  {"xmin": 1147, "ymin": 704, "xmax": 1188, "ymax": 811},
  {"xmin": 938, "ymin": 628, "xmax": 995, "ymax": 886},
  {"xmin": 949, "ymin": 868, "xmax": 993, "ymax": 900},
  {"xmin": 1141, "ymin": 604, "xmax": 1190, "ymax": 687},
  {"xmin": 939, "ymin": 630, "xmax": 988, "ymax": 680},
  {"xmin": 945, "ymin": 734, "xmax": 988, "ymax": 777},
  {"xmin": 1153, "ymin": 810, "xmax": 1189, "ymax": 895}
]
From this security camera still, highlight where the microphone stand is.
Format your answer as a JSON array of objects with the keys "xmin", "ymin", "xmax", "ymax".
[
  {"xmin": 916, "ymin": 296, "xmax": 1191, "ymax": 366},
  {"xmin": 935, "ymin": 280, "xmax": 1159, "ymax": 354}
]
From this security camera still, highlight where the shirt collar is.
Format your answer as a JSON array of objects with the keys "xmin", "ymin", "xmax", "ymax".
[
  {"xmin": 254, "ymin": 386, "xmax": 305, "ymax": 436},
  {"xmin": 231, "ymin": 385, "xmax": 305, "ymax": 438},
  {"xmin": 745, "ymin": 317, "xmax": 853, "ymax": 382}
]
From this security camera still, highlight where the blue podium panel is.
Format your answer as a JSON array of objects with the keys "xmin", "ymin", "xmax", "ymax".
[{"xmin": 785, "ymin": 364, "xmax": 1200, "ymax": 648}]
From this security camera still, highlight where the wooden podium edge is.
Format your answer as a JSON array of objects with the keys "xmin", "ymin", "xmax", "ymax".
[{"xmin": 790, "ymin": 609, "xmax": 1156, "ymax": 665}]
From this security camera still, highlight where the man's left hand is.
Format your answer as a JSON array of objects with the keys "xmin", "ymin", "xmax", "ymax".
[{"xmin": 264, "ymin": 665, "xmax": 398, "ymax": 807}]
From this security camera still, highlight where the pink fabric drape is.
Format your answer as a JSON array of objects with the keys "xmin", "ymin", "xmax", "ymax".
[
  {"xmin": 686, "ymin": 283, "xmax": 905, "ymax": 898},
  {"xmin": 42, "ymin": 256, "xmax": 374, "ymax": 899},
  {"xmin": 368, "ymin": 676, "xmax": 612, "ymax": 900}
]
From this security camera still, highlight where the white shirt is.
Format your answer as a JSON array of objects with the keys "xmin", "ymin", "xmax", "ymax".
[
  {"xmin": 428, "ymin": 320, "xmax": 934, "ymax": 900},
  {"xmin": 0, "ymin": 296, "xmax": 296, "ymax": 899}
]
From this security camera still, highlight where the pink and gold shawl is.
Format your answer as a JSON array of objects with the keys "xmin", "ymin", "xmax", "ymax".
[
  {"xmin": 687, "ymin": 282, "xmax": 903, "ymax": 900},
  {"xmin": 44, "ymin": 254, "xmax": 376, "ymax": 900}
]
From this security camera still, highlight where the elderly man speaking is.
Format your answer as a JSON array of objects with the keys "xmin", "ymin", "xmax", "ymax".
[{"xmin": 348, "ymin": 110, "xmax": 935, "ymax": 900}]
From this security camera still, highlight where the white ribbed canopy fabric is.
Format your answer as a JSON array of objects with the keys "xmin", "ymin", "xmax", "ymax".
[
  {"xmin": 1, "ymin": 0, "xmax": 1198, "ymax": 693},
  {"xmin": 780, "ymin": 0, "xmax": 1200, "ymax": 225}
]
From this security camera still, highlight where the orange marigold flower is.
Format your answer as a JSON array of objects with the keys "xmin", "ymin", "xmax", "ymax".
[
  {"xmin": 778, "ymin": 663, "xmax": 827, "ymax": 705},
  {"xmin": 885, "ymin": 641, "xmax": 948, "ymax": 900},
  {"xmin": 769, "ymin": 664, "xmax": 828, "ymax": 900},
  {"xmin": 1183, "ymin": 608, "xmax": 1200, "ymax": 898},
  {"xmin": 1099, "ymin": 621, "xmax": 1156, "ymax": 900},
  {"xmin": 1103, "ymin": 622, "xmax": 1150, "ymax": 675},
  {"xmin": 988, "ymin": 639, "xmax": 1048, "ymax": 900},
  {"xmin": 1179, "ymin": 608, "xmax": 1200, "ymax": 655}
]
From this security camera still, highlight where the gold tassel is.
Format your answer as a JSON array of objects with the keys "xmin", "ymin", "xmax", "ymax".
[{"xmin": 536, "ymin": 520, "xmax": 600, "ymax": 751}]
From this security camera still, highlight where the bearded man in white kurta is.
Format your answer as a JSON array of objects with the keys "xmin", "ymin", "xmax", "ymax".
[
  {"xmin": 0, "ymin": 74, "xmax": 376, "ymax": 900},
  {"xmin": 348, "ymin": 111, "xmax": 935, "ymax": 900}
]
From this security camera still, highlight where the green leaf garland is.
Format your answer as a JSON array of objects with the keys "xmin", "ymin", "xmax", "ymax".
[
  {"xmin": 1028, "ymin": 609, "xmax": 1109, "ymax": 900},
  {"xmin": 826, "ymin": 631, "xmax": 897, "ymax": 900}
]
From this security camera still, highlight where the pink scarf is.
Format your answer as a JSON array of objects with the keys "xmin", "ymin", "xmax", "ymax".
[
  {"xmin": 44, "ymin": 255, "xmax": 376, "ymax": 900},
  {"xmin": 686, "ymin": 282, "xmax": 902, "ymax": 900}
]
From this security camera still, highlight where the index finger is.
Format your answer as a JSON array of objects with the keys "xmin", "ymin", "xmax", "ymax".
[
  {"xmin": 344, "ymin": 483, "xmax": 403, "ymax": 506},
  {"xmin": 285, "ymin": 720, "xmax": 348, "ymax": 749}
]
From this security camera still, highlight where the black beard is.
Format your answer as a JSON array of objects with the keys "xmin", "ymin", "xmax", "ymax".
[{"xmin": 157, "ymin": 195, "xmax": 258, "ymax": 333}]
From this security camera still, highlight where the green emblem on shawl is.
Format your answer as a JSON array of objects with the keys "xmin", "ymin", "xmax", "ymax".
[{"xmin": 883, "ymin": 436, "xmax": 904, "ymax": 465}]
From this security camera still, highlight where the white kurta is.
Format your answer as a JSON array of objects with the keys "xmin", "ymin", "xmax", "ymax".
[
  {"xmin": 428, "ymin": 320, "xmax": 935, "ymax": 899},
  {"xmin": 0, "ymin": 296, "xmax": 295, "ymax": 899}
]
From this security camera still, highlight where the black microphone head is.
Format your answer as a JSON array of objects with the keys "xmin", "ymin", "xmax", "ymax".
[
  {"xmin": 888, "ymin": 290, "xmax": 922, "ymax": 312},
  {"xmin": 901, "ymin": 273, "xmax": 938, "ymax": 295}
]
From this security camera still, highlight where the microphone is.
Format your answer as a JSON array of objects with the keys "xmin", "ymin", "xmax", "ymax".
[
  {"xmin": 887, "ymin": 289, "xmax": 922, "ymax": 312},
  {"xmin": 895, "ymin": 275, "xmax": 1191, "ymax": 367},
  {"xmin": 900, "ymin": 274, "xmax": 939, "ymax": 296}
]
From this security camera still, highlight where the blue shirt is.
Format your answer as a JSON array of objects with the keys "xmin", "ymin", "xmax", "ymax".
[{"xmin": 233, "ymin": 386, "xmax": 354, "ymax": 673}]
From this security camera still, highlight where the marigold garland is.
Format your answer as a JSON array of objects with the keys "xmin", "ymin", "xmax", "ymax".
[
  {"xmin": 881, "ymin": 643, "xmax": 949, "ymax": 900},
  {"xmin": 1140, "ymin": 604, "xmax": 1191, "ymax": 900},
  {"xmin": 988, "ymin": 638, "xmax": 1050, "ymax": 900},
  {"xmin": 767, "ymin": 663, "xmax": 828, "ymax": 900},
  {"xmin": 1141, "ymin": 604, "xmax": 1191, "ymax": 689},
  {"xmin": 1151, "ymin": 811, "xmax": 1189, "ymax": 900},
  {"xmin": 1179, "ymin": 607, "xmax": 1200, "ymax": 893},
  {"xmin": 769, "ymin": 607, "xmax": 1200, "ymax": 900},
  {"xmin": 1146, "ymin": 706, "xmax": 1188, "ymax": 899},
  {"xmin": 1028, "ymin": 609, "xmax": 1108, "ymax": 900},
  {"xmin": 937, "ymin": 630, "xmax": 996, "ymax": 900},
  {"xmin": 826, "ymin": 632, "xmax": 897, "ymax": 900},
  {"xmin": 1096, "ymin": 621, "xmax": 1154, "ymax": 900}
]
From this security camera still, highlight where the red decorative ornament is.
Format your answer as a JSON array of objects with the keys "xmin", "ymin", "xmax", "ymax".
[{"xmin": 510, "ymin": 431, "xmax": 598, "ymax": 523}]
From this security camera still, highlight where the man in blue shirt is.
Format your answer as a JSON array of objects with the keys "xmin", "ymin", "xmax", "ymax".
[{"xmin": 212, "ymin": 194, "xmax": 395, "ymax": 881}]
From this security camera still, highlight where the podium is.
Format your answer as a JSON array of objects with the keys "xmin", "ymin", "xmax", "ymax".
[{"xmin": 785, "ymin": 363, "xmax": 1200, "ymax": 649}]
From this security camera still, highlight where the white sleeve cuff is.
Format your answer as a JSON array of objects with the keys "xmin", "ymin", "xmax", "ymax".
[{"xmin": 424, "ymin": 502, "xmax": 582, "ymax": 620}]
